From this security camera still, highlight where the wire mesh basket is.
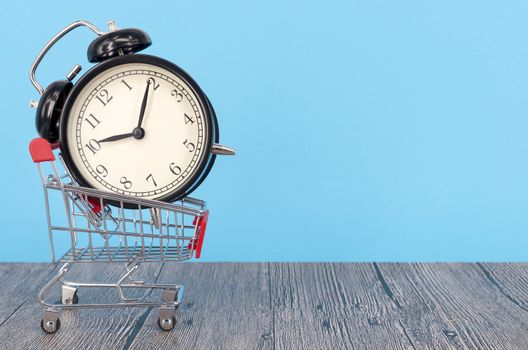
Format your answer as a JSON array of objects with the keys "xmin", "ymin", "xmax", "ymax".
[
  {"xmin": 29, "ymin": 137, "xmax": 209, "ymax": 333},
  {"xmin": 30, "ymin": 138, "xmax": 209, "ymax": 264}
]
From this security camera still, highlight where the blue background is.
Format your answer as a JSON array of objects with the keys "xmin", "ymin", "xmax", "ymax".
[{"xmin": 1, "ymin": 1, "xmax": 527, "ymax": 262}]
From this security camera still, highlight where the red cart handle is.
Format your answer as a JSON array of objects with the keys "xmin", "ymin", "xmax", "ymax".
[
  {"xmin": 30, "ymin": 138, "xmax": 102, "ymax": 213},
  {"xmin": 189, "ymin": 210, "xmax": 209, "ymax": 259},
  {"xmin": 29, "ymin": 138, "xmax": 57, "ymax": 163}
]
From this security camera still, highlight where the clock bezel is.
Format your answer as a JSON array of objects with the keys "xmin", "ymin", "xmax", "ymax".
[{"xmin": 59, "ymin": 54, "xmax": 216, "ymax": 204}]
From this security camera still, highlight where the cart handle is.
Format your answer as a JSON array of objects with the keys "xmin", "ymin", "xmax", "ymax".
[
  {"xmin": 29, "ymin": 138, "xmax": 57, "ymax": 163},
  {"xmin": 189, "ymin": 210, "xmax": 209, "ymax": 259}
]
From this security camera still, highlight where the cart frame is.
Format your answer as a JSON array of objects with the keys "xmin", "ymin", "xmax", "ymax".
[{"xmin": 29, "ymin": 138, "xmax": 209, "ymax": 333}]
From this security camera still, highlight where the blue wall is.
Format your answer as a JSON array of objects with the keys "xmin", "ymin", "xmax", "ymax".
[{"xmin": 1, "ymin": 0, "xmax": 528, "ymax": 261}]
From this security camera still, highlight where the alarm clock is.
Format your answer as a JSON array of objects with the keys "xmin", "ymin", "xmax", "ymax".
[{"xmin": 29, "ymin": 20, "xmax": 235, "ymax": 203}]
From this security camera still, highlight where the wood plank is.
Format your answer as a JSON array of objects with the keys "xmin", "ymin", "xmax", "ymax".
[
  {"xmin": 0, "ymin": 263, "xmax": 56, "ymax": 326},
  {"xmin": 0, "ymin": 263, "xmax": 527, "ymax": 349},
  {"xmin": 477, "ymin": 263, "xmax": 528, "ymax": 312},
  {"xmin": 0, "ymin": 262, "xmax": 162, "ymax": 350},
  {"xmin": 128, "ymin": 262, "xmax": 273, "ymax": 350},
  {"xmin": 269, "ymin": 263, "xmax": 413, "ymax": 350},
  {"xmin": 378, "ymin": 263, "xmax": 528, "ymax": 350}
]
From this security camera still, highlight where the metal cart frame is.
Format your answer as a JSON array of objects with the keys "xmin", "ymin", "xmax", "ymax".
[{"xmin": 29, "ymin": 138, "xmax": 209, "ymax": 334}]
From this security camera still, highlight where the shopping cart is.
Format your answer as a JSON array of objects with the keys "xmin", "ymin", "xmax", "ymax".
[{"xmin": 29, "ymin": 138, "xmax": 209, "ymax": 334}]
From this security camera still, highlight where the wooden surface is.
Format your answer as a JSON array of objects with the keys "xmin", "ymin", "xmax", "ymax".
[{"xmin": 0, "ymin": 263, "xmax": 526, "ymax": 349}]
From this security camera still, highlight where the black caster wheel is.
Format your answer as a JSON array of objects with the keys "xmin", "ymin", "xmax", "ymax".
[
  {"xmin": 61, "ymin": 286, "xmax": 79, "ymax": 305},
  {"xmin": 71, "ymin": 293, "xmax": 79, "ymax": 304},
  {"xmin": 157, "ymin": 316, "xmax": 176, "ymax": 331},
  {"xmin": 41, "ymin": 317, "xmax": 61, "ymax": 334}
]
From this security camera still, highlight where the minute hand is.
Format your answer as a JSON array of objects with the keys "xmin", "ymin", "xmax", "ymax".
[
  {"xmin": 136, "ymin": 80, "xmax": 151, "ymax": 128},
  {"xmin": 98, "ymin": 132, "xmax": 134, "ymax": 143}
]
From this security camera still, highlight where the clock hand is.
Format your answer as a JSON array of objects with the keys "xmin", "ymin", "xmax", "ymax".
[
  {"xmin": 136, "ymin": 79, "xmax": 151, "ymax": 129},
  {"xmin": 98, "ymin": 132, "xmax": 134, "ymax": 143}
]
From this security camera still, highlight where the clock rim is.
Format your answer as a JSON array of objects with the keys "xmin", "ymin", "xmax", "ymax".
[
  {"xmin": 182, "ymin": 94, "xmax": 219, "ymax": 198},
  {"xmin": 59, "ymin": 54, "xmax": 216, "ymax": 204}
]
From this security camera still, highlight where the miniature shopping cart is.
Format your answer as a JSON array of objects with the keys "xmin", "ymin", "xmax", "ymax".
[{"xmin": 29, "ymin": 138, "xmax": 209, "ymax": 334}]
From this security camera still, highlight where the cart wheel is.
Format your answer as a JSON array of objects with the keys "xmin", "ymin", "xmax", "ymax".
[
  {"xmin": 157, "ymin": 316, "xmax": 176, "ymax": 331},
  {"xmin": 61, "ymin": 286, "xmax": 78, "ymax": 304},
  {"xmin": 41, "ymin": 317, "xmax": 61, "ymax": 334},
  {"xmin": 61, "ymin": 292, "xmax": 79, "ymax": 305}
]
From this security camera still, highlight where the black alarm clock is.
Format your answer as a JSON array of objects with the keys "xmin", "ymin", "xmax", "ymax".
[{"xmin": 29, "ymin": 20, "xmax": 235, "ymax": 203}]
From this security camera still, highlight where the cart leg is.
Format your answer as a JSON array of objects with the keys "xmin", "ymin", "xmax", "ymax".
[
  {"xmin": 157, "ymin": 286, "xmax": 183, "ymax": 331},
  {"xmin": 38, "ymin": 263, "xmax": 71, "ymax": 308},
  {"xmin": 116, "ymin": 262, "xmax": 143, "ymax": 302},
  {"xmin": 162, "ymin": 286, "xmax": 183, "ymax": 307},
  {"xmin": 61, "ymin": 285, "xmax": 78, "ymax": 304},
  {"xmin": 41, "ymin": 308, "xmax": 61, "ymax": 334},
  {"xmin": 157, "ymin": 307, "xmax": 176, "ymax": 331}
]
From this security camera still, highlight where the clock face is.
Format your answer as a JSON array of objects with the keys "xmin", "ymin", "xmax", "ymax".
[{"xmin": 61, "ymin": 56, "xmax": 213, "ymax": 201}]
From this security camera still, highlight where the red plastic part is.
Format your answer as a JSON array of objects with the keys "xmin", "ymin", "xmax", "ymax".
[
  {"xmin": 87, "ymin": 196, "xmax": 102, "ymax": 213},
  {"xmin": 189, "ymin": 210, "xmax": 209, "ymax": 259},
  {"xmin": 29, "ymin": 138, "xmax": 55, "ymax": 163}
]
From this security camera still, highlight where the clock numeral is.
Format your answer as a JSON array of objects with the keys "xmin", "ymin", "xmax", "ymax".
[
  {"xmin": 95, "ymin": 89, "xmax": 113, "ymax": 106},
  {"xmin": 183, "ymin": 139, "xmax": 195, "ymax": 152},
  {"xmin": 85, "ymin": 139, "xmax": 101, "ymax": 155},
  {"xmin": 121, "ymin": 79, "xmax": 133, "ymax": 91},
  {"xmin": 171, "ymin": 89, "xmax": 183, "ymax": 102},
  {"xmin": 120, "ymin": 176, "xmax": 132, "ymax": 189},
  {"xmin": 169, "ymin": 163, "xmax": 182, "ymax": 175},
  {"xmin": 146, "ymin": 173, "xmax": 158, "ymax": 187},
  {"xmin": 184, "ymin": 113, "xmax": 195, "ymax": 125},
  {"xmin": 96, "ymin": 164, "xmax": 108, "ymax": 177},
  {"xmin": 85, "ymin": 113, "xmax": 101, "ymax": 129},
  {"xmin": 146, "ymin": 77, "xmax": 160, "ymax": 90}
]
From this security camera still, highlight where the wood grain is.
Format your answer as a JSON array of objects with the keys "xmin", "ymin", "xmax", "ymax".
[
  {"xmin": 0, "ymin": 263, "xmax": 56, "ymax": 326},
  {"xmin": 270, "ymin": 263, "xmax": 414, "ymax": 350},
  {"xmin": 0, "ymin": 262, "xmax": 526, "ymax": 349},
  {"xmin": 377, "ymin": 263, "xmax": 528, "ymax": 350},
  {"xmin": 0, "ymin": 262, "xmax": 161, "ymax": 350},
  {"xmin": 128, "ymin": 262, "xmax": 273, "ymax": 350},
  {"xmin": 478, "ymin": 263, "xmax": 528, "ymax": 312}
]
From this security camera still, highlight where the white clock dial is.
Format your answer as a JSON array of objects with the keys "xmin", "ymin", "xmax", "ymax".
[{"xmin": 64, "ymin": 62, "xmax": 209, "ymax": 200}]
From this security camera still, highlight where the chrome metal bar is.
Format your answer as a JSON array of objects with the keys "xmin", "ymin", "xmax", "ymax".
[
  {"xmin": 30, "ymin": 20, "xmax": 104, "ymax": 95},
  {"xmin": 61, "ymin": 184, "xmax": 205, "ymax": 215},
  {"xmin": 59, "ymin": 275, "xmax": 180, "ymax": 289},
  {"xmin": 128, "ymin": 209, "xmax": 136, "ymax": 260},
  {"xmin": 116, "ymin": 262, "xmax": 141, "ymax": 302},
  {"xmin": 59, "ymin": 216, "xmax": 197, "ymax": 230},
  {"xmin": 38, "ymin": 263, "xmax": 71, "ymax": 307},
  {"xmin": 40, "ymin": 263, "xmax": 182, "ymax": 309},
  {"xmin": 174, "ymin": 210, "xmax": 181, "ymax": 260},
  {"xmin": 158, "ymin": 209, "xmax": 164, "ymax": 260},
  {"xmin": 50, "ymin": 226, "xmax": 195, "ymax": 241},
  {"xmin": 52, "ymin": 161, "xmax": 78, "ymax": 261},
  {"xmin": 138, "ymin": 205, "xmax": 146, "ymax": 257},
  {"xmin": 39, "ymin": 163, "xmax": 56, "ymax": 263}
]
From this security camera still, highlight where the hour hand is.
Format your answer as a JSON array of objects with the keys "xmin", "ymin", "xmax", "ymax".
[{"xmin": 98, "ymin": 132, "xmax": 134, "ymax": 143}]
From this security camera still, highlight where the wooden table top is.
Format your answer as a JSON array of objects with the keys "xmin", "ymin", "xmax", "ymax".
[{"xmin": 0, "ymin": 262, "xmax": 526, "ymax": 349}]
